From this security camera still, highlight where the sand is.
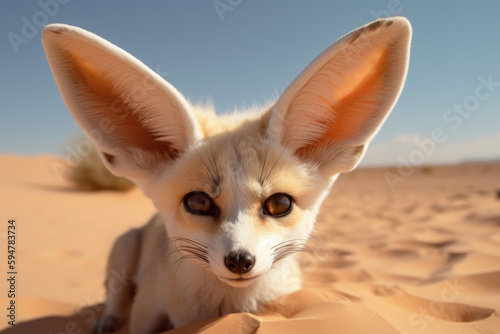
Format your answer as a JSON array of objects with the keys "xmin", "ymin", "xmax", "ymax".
[{"xmin": 1, "ymin": 154, "xmax": 499, "ymax": 333}]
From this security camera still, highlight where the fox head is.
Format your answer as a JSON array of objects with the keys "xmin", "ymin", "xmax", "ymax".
[{"xmin": 42, "ymin": 17, "xmax": 411, "ymax": 287}]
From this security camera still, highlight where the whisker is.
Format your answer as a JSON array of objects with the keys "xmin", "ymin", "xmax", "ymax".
[
  {"xmin": 307, "ymin": 234, "xmax": 329, "ymax": 251},
  {"xmin": 262, "ymin": 130, "xmax": 300, "ymax": 186},
  {"xmin": 273, "ymin": 251, "xmax": 301, "ymax": 262},
  {"xmin": 167, "ymin": 237, "xmax": 210, "ymax": 249},
  {"xmin": 189, "ymin": 143, "xmax": 218, "ymax": 186},
  {"xmin": 174, "ymin": 249, "xmax": 208, "ymax": 260},
  {"xmin": 302, "ymin": 235, "xmax": 331, "ymax": 262},
  {"xmin": 272, "ymin": 244, "xmax": 300, "ymax": 254},
  {"xmin": 271, "ymin": 238, "xmax": 308, "ymax": 250},
  {"xmin": 175, "ymin": 245, "xmax": 208, "ymax": 254},
  {"xmin": 162, "ymin": 237, "xmax": 212, "ymax": 273},
  {"xmin": 262, "ymin": 145, "xmax": 287, "ymax": 184},
  {"xmin": 172, "ymin": 255, "xmax": 210, "ymax": 276},
  {"xmin": 271, "ymin": 238, "xmax": 328, "ymax": 266},
  {"xmin": 259, "ymin": 139, "xmax": 271, "ymax": 184},
  {"xmin": 181, "ymin": 178, "xmax": 215, "ymax": 187},
  {"xmin": 204, "ymin": 125, "xmax": 221, "ymax": 185}
]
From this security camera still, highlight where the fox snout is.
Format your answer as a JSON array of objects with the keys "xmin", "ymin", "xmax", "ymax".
[{"xmin": 224, "ymin": 250, "xmax": 255, "ymax": 274}]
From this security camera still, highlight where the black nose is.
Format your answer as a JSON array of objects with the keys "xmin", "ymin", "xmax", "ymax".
[{"xmin": 224, "ymin": 251, "xmax": 255, "ymax": 274}]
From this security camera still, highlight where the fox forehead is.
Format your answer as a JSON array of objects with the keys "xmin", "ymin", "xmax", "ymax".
[{"xmin": 166, "ymin": 107, "xmax": 316, "ymax": 210}]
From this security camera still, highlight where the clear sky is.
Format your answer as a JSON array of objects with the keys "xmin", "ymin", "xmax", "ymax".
[{"xmin": 1, "ymin": 0, "xmax": 499, "ymax": 166}]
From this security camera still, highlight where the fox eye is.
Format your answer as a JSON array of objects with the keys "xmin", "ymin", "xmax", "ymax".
[
  {"xmin": 183, "ymin": 191, "xmax": 217, "ymax": 216},
  {"xmin": 263, "ymin": 193, "xmax": 293, "ymax": 217}
]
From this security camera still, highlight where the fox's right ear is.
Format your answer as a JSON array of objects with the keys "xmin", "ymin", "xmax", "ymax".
[
  {"xmin": 268, "ymin": 17, "xmax": 411, "ymax": 176},
  {"xmin": 42, "ymin": 24, "xmax": 202, "ymax": 183}
]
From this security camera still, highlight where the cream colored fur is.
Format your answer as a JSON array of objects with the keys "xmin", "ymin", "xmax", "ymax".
[{"xmin": 42, "ymin": 16, "xmax": 411, "ymax": 333}]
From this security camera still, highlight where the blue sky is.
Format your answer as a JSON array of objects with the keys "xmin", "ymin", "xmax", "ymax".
[{"xmin": 1, "ymin": 0, "xmax": 499, "ymax": 166}]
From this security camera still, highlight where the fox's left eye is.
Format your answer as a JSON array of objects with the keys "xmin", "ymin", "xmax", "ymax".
[
  {"xmin": 263, "ymin": 193, "xmax": 294, "ymax": 217},
  {"xmin": 183, "ymin": 191, "xmax": 217, "ymax": 216}
]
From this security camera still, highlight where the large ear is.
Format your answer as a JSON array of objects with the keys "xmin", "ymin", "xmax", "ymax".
[
  {"xmin": 268, "ymin": 17, "xmax": 411, "ymax": 175},
  {"xmin": 42, "ymin": 24, "xmax": 202, "ymax": 182}
]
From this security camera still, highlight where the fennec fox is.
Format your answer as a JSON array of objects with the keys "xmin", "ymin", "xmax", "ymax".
[{"xmin": 42, "ymin": 16, "xmax": 411, "ymax": 333}]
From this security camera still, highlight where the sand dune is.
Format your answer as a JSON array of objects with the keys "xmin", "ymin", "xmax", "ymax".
[{"xmin": 1, "ymin": 155, "xmax": 499, "ymax": 333}]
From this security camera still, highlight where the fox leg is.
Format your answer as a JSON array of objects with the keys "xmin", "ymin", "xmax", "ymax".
[
  {"xmin": 91, "ymin": 228, "xmax": 142, "ymax": 333},
  {"xmin": 129, "ymin": 282, "xmax": 173, "ymax": 334}
]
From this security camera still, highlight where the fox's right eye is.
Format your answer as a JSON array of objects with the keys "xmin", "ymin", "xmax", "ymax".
[{"xmin": 183, "ymin": 191, "xmax": 218, "ymax": 216}]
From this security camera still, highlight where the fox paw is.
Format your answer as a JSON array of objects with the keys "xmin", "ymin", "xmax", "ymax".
[{"xmin": 91, "ymin": 315, "xmax": 122, "ymax": 333}]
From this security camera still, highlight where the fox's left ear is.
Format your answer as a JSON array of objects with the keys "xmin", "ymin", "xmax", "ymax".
[{"xmin": 268, "ymin": 17, "xmax": 411, "ymax": 175}]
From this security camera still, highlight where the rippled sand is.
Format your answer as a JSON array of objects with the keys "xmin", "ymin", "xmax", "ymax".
[{"xmin": 1, "ymin": 155, "xmax": 499, "ymax": 333}]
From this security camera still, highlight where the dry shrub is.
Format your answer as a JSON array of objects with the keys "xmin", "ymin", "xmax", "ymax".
[{"xmin": 67, "ymin": 138, "xmax": 135, "ymax": 191}]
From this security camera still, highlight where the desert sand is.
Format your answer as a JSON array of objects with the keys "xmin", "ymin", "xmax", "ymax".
[{"xmin": 1, "ymin": 154, "xmax": 499, "ymax": 333}]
